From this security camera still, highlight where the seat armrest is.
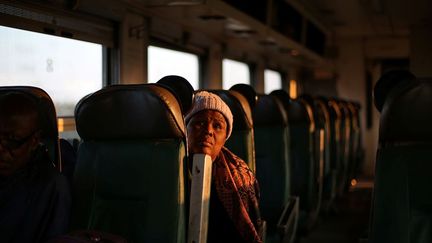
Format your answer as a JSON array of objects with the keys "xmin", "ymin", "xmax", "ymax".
[
  {"xmin": 260, "ymin": 220, "xmax": 267, "ymax": 243},
  {"xmin": 277, "ymin": 196, "xmax": 299, "ymax": 243}
]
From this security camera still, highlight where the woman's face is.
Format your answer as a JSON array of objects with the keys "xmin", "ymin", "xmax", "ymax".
[{"xmin": 187, "ymin": 110, "xmax": 228, "ymax": 161}]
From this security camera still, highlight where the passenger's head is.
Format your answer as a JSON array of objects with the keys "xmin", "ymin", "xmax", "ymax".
[
  {"xmin": 185, "ymin": 91, "xmax": 233, "ymax": 161},
  {"xmin": 0, "ymin": 92, "xmax": 42, "ymax": 177}
]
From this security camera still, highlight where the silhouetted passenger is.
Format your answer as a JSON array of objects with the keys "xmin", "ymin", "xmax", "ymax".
[
  {"xmin": 0, "ymin": 92, "xmax": 71, "ymax": 243},
  {"xmin": 186, "ymin": 91, "xmax": 262, "ymax": 243}
]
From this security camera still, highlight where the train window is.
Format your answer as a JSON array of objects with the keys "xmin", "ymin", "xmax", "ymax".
[
  {"xmin": 147, "ymin": 45, "xmax": 199, "ymax": 90},
  {"xmin": 0, "ymin": 25, "xmax": 103, "ymax": 117},
  {"xmin": 222, "ymin": 59, "xmax": 250, "ymax": 90},
  {"xmin": 264, "ymin": 69, "xmax": 282, "ymax": 94}
]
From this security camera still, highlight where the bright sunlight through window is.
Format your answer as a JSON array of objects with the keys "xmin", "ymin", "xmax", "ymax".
[
  {"xmin": 0, "ymin": 25, "xmax": 103, "ymax": 117},
  {"xmin": 264, "ymin": 69, "xmax": 282, "ymax": 94},
  {"xmin": 222, "ymin": 59, "xmax": 250, "ymax": 90},
  {"xmin": 148, "ymin": 45, "xmax": 199, "ymax": 90}
]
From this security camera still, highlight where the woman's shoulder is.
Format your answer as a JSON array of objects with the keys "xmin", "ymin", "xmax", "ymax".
[
  {"xmin": 220, "ymin": 147, "xmax": 253, "ymax": 173},
  {"xmin": 221, "ymin": 147, "xmax": 245, "ymax": 164}
]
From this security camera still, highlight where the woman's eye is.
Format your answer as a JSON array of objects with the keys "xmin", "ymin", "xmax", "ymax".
[
  {"xmin": 214, "ymin": 123, "xmax": 222, "ymax": 130},
  {"xmin": 193, "ymin": 121, "xmax": 204, "ymax": 128}
]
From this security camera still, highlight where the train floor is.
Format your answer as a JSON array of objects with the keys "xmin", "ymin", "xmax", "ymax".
[{"xmin": 297, "ymin": 178, "xmax": 373, "ymax": 243}]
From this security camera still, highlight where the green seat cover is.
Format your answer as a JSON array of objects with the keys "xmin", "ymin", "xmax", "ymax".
[
  {"xmin": 72, "ymin": 84, "xmax": 187, "ymax": 243},
  {"xmin": 254, "ymin": 95, "xmax": 291, "ymax": 228}
]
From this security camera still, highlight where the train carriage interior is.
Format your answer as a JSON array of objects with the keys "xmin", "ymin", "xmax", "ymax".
[{"xmin": 1, "ymin": 0, "xmax": 432, "ymax": 242}]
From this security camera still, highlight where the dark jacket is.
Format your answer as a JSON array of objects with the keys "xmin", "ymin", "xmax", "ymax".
[{"xmin": 0, "ymin": 146, "xmax": 71, "ymax": 243}]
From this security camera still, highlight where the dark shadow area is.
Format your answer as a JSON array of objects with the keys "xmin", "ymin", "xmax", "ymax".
[{"xmin": 298, "ymin": 182, "xmax": 372, "ymax": 243}]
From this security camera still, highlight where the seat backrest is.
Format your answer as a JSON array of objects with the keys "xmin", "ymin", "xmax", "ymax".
[
  {"xmin": 300, "ymin": 95, "xmax": 327, "ymax": 217},
  {"xmin": 325, "ymin": 98, "xmax": 342, "ymax": 172},
  {"xmin": 327, "ymin": 98, "xmax": 348, "ymax": 196},
  {"xmin": 0, "ymin": 86, "xmax": 60, "ymax": 169},
  {"xmin": 71, "ymin": 84, "xmax": 187, "ymax": 243},
  {"xmin": 337, "ymin": 100, "xmax": 353, "ymax": 193},
  {"xmin": 253, "ymin": 94, "xmax": 291, "ymax": 225},
  {"xmin": 315, "ymin": 97, "xmax": 339, "ymax": 210},
  {"xmin": 271, "ymin": 90, "xmax": 319, "ymax": 226},
  {"xmin": 346, "ymin": 102, "xmax": 362, "ymax": 182},
  {"xmin": 313, "ymin": 97, "xmax": 331, "ymax": 180},
  {"xmin": 210, "ymin": 90, "xmax": 256, "ymax": 172},
  {"xmin": 370, "ymin": 73, "xmax": 432, "ymax": 243}
]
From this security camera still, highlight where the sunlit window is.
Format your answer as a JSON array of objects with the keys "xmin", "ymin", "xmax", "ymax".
[
  {"xmin": 148, "ymin": 45, "xmax": 199, "ymax": 90},
  {"xmin": 222, "ymin": 59, "xmax": 250, "ymax": 90},
  {"xmin": 0, "ymin": 25, "xmax": 103, "ymax": 117},
  {"xmin": 264, "ymin": 69, "xmax": 282, "ymax": 94}
]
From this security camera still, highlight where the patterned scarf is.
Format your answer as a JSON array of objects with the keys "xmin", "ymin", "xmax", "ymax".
[{"xmin": 212, "ymin": 147, "xmax": 263, "ymax": 243}]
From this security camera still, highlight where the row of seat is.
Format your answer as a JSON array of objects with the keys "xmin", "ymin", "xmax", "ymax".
[
  {"xmin": 255, "ymin": 88, "xmax": 363, "ymax": 241},
  {"xmin": 1, "ymin": 78, "xmax": 364, "ymax": 242}
]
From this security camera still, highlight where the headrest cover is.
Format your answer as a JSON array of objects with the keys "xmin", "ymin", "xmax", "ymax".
[
  {"xmin": 253, "ymin": 95, "xmax": 288, "ymax": 126},
  {"xmin": 379, "ymin": 78, "xmax": 432, "ymax": 143},
  {"xmin": 75, "ymin": 84, "xmax": 186, "ymax": 140},
  {"xmin": 185, "ymin": 91, "xmax": 233, "ymax": 139}
]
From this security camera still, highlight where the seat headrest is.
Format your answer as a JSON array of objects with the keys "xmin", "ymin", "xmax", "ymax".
[
  {"xmin": 374, "ymin": 70, "xmax": 416, "ymax": 112},
  {"xmin": 271, "ymin": 89, "xmax": 310, "ymax": 125},
  {"xmin": 156, "ymin": 75, "xmax": 194, "ymax": 114},
  {"xmin": 347, "ymin": 102, "xmax": 359, "ymax": 117},
  {"xmin": 210, "ymin": 90, "xmax": 253, "ymax": 130},
  {"xmin": 326, "ymin": 98, "xmax": 343, "ymax": 121},
  {"xmin": 270, "ymin": 89, "xmax": 290, "ymax": 104},
  {"xmin": 75, "ymin": 84, "xmax": 186, "ymax": 140},
  {"xmin": 254, "ymin": 95, "xmax": 288, "ymax": 126},
  {"xmin": 0, "ymin": 86, "xmax": 58, "ymax": 138},
  {"xmin": 229, "ymin": 84, "xmax": 257, "ymax": 110},
  {"xmin": 299, "ymin": 94, "xmax": 314, "ymax": 105},
  {"xmin": 338, "ymin": 101, "xmax": 352, "ymax": 120},
  {"xmin": 379, "ymin": 77, "xmax": 432, "ymax": 143},
  {"xmin": 302, "ymin": 95, "xmax": 330, "ymax": 128}
]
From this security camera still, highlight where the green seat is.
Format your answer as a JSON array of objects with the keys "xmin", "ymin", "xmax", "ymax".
[
  {"xmin": 315, "ymin": 97, "xmax": 337, "ymax": 212},
  {"xmin": 271, "ymin": 90, "xmax": 318, "ymax": 231},
  {"xmin": 300, "ymin": 95, "xmax": 329, "ymax": 216},
  {"xmin": 370, "ymin": 71, "xmax": 432, "ymax": 243},
  {"xmin": 337, "ymin": 100, "xmax": 353, "ymax": 194},
  {"xmin": 346, "ymin": 102, "xmax": 363, "ymax": 187},
  {"xmin": 210, "ymin": 89, "xmax": 256, "ymax": 172},
  {"xmin": 254, "ymin": 94, "xmax": 298, "ymax": 243},
  {"xmin": 71, "ymin": 84, "xmax": 187, "ymax": 243},
  {"xmin": 326, "ymin": 98, "xmax": 347, "ymax": 197}
]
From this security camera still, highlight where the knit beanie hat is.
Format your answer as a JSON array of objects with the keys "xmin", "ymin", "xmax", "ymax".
[{"xmin": 185, "ymin": 91, "xmax": 233, "ymax": 139}]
